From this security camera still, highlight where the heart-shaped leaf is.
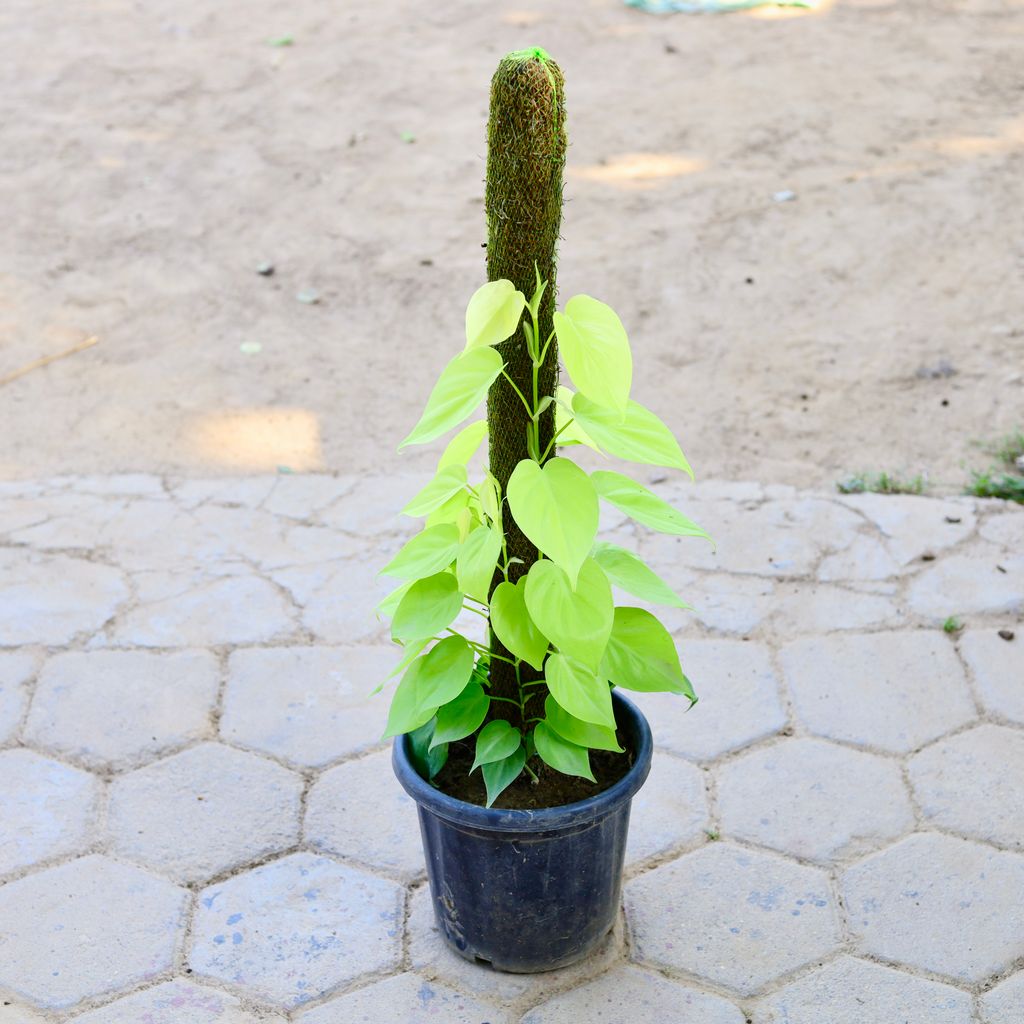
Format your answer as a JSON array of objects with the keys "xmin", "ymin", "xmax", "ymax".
[
  {"xmin": 524, "ymin": 557, "xmax": 613, "ymax": 670},
  {"xmin": 544, "ymin": 653, "xmax": 616, "ymax": 730},
  {"xmin": 533, "ymin": 720, "xmax": 595, "ymax": 781},
  {"xmin": 600, "ymin": 606, "xmax": 696, "ymax": 698},
  {"xmin": 400, "ymin": 348, "xmax": 504, "ymax": 450},
  {"xmin": 438, "ymin": 420, "xmax": 487, "ymax": 469},
  {"xmin": 383, "ymin": 635, "xmax": 474, "ymax": 738},
  {"xmin": 465, "ymin": 279, "xmax": 526, "ymax": 351},
  {"xmin": 482, "ymin": 746, "xmax": 527, "ymax": 807},
  {"xmin": 430, "ymin": 682, "xmax": 489, "ymax": 748},
  {"xmin": 391, "ymin": 572, "xmax": 462, "ymax": 642},
  {"xmin": 591, "ymin": 470, "xmax": 711, "ymax": 539},
  {"xmin": 571, "ymin": 393, "xmax": 692, "ymax": 476},
  {"xmin": 553, "ymin": 295, "xmax": 632, "ymax": 413},
  {"xmin": 456, "ymin": 524, "xmax": 503, "ymax": 603},
  {"xmin": 471, "ymin": 720, "xmax": 523, "ymax": 771},
  {"xmin": 507, "ymin": 457, "xmax": 598, "ymax": 586},
  {"xmin": 544, "ymin": 696, "xmax": 622, "ymax": 752},
  {"xmin": 403, "ymin": 465, "xmax": 468, "ymax": 518},
  {"xmin": 555, "ymin": 386, "xmax": 601, "ymax": 451},
  {"xmin": 407, "ymin": 719, "xmax": 448, "ymax": 779},
  {"xmin": 592, "ymin": 541, "xmax": 689, "ymax": 608},
  {"xmin": 380, "ymin": 524, "xmax": 460, "ymax": 580},
  {"xmin": 490, "ymin": 578, "xmax": 549, "ymax": 671}
]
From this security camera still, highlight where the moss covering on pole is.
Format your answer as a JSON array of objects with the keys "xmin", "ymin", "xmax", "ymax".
[{"xmin": 485, "ymin": 48, "xmax": 567, "ymax": 721}]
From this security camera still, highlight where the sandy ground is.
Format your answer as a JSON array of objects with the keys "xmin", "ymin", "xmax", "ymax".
[{"xmin": 1, "ymin": 0, "xmax": 1021, "ymax": 490}]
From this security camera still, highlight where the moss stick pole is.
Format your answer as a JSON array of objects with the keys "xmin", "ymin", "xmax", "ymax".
[{"xmin": 485, "ymin": 48, "xmax": 567, "ymax": 723}]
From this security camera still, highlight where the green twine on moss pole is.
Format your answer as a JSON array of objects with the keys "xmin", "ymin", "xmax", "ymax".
[{"xmin": 484, "ymin": 48, "xmax": 566, "ymax": 720}]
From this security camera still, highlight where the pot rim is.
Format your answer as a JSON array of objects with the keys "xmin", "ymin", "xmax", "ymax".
[{"xmin": 392, "ymin": 690, "xmax": 653, "ymax": 833}]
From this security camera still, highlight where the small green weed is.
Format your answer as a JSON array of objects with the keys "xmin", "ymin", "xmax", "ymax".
[
  {"xmin": 942, "ymin": 616, "xmax": 962, "ymax": 634},
  {"xmin": 992, "ymin": 430, "xmax": 1024, "ymax": 467},
  {"xmin": 837, "ymin": 472, "xmax": 926, "ymax": 496},
  {"xmin": 968, "ymin": 471, "xmax": 1024, "ymax": 504}
]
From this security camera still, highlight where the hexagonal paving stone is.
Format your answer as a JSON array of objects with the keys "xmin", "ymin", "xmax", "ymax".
[
  {"xmin": 0, "ymin": 551, "xmax": 129, "ymax": 646},
  {"xmin": 0, "ymin": 854, "xmax": 187, "ymax": 1010},
  {"xmin": 836, "ymin": 493, "xmax": 977, "ymax": 565},
  {"xmin": 631, "ymin": 640, "xmax": 785, "ymax": 761},
  {"xmin": 296, "ymin": 973, "xmax": 509, "ymax": 1024},
  {"xmin": 25, "ymin": 649, "xmax": 219, "ymax": 769},
  {"xmin": 0, "ymin": 651, "xmax": 36, "ymax": 744},
  {"xmin": 271, "ymin": 557, "xmax": 392, "ymax": 644},
  {"xmin": 908, "ymin": 724, "xmax": 1024, "ymax": 851},
  {"xmin": 521, "ymin": 965, "xmax": 744, "ymax": 1024},
  {"xmin": 842, "ymin": 833, "xmax": 1024, "ymax": 983},
  {"xmin": 305, "ymin": 748, "xmax": 422, "ymax": 880},
  {"xmin": 108, "ymin": 743, "xmax": 303, "ymax": 883},
  {"xmin": 405, "ymin": 884, "xmax": 623, "ymax": 1005},
  {"xmin": 0, "ymin": 748, "xmax": 102, "ymax": 877},
  {"xmin": 222, "ymin": 646, "xmax": 393, "ymax": 767},
  {"xmin": 113, "ymin": 574, "xmax": 297, "ymax": 646},
  {"xmin": 643, "ymin": 498, "xmax": 861, "ymax": 578},
  {"xmin": 716, "ymin": 738, "xmax": 913, "ymax": 862},
  {"xmin": 781, "ymin": 631, "xmax": 975, "ymax": 753},
  {"xmin": 817, "ymin": 534, "xmax": 901, "ymax": 582},
  {"xmin": 67, "ymin": 979, "xmax": 286, "ymax": 1023},
  {"xmin": 684, "ymin": 573, "xmax": 775, "ymax": 635},
  {"xmin": 319, "ymin": 473, "xmax": 428, "ymax": 537},
  {"xmin": 766, "ymin": 582, "xmax": 902, "ymax": 637},
  {"xmin": 980, "ymin": 970, "xmax": 1024, "ymax": 1024},
  {"xmin": 261, "ymin": 473, "xmax": 356, "ymax": 520},
  {"xmin": 626, "ymin": 752, "xmax": 708, "ymax": 868},
  {"xmin": 907, "ymin": 551, "xmax": 1024, "ymax": 620},
  {"xmin": 959, "ymin": 630, "xmax": 1024, "ymax": 725},
  {"xmin": 190, "ymin": 852, "xmax": 403, "ymax": 1009},
  {"xmin": 757, "ymin": 955, "xmax": 974, "ymax": 1024},
  {"xmin": 626, "ymin": 842, "xmax": 841, "ymax": 996}
]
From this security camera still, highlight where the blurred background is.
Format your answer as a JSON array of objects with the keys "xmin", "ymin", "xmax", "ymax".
[{"xmin": 1, "ymin": 0, "xmax": 1021, "ymax": 489}]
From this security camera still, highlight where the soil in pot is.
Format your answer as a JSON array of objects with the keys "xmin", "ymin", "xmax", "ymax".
[{"xmin": 433, "ymin": 739, "xmax": 634, "ymax": 810}]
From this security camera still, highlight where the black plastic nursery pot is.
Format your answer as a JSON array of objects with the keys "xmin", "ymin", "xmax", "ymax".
[{"xmin": 393, "ymin": 691, "xmax": 653, "ymax": 973}]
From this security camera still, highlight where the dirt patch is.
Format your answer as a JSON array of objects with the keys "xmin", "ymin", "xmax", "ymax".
[
  {"xmin": 435, "ymin": 740, "xmax": 633, "ymax": 810},
  {"xmin": 1, "ymin": 0, "xmax": 1022, "ymax": 489}
]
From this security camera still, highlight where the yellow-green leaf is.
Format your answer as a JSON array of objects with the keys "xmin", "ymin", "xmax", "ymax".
[
  {"xmin": 391, "ymin": 572, "xmax": 462, "ymax": 642},
  {"xmin": 403, "ymin": 465, "xmax": 467, "ymax": 518},
  {"xmin": 456, "ymin": 524, "xmax": 502, "ymax": 603},
  {"xmin": 555, "ymin": 386, "xmax": 601, "ymax": 451},
  {"xmin": 438, "ymin": 420, "xmax": 488, "ymax": 469},
  {"xmin": 600, "ymin": 606, "xmax": 696, "ymax": 698},
  {"xmin": 591, "ymin": 470, "xmax": 711, "ymax": 540},
  {"xmin": 400, "ymin": 348, "xmax": 503, "ymax": 450},
  {"xmin": 482, "ymin": 746, "xmax": 526, "ymax": 807},
  {"xmin": 544, "ymin": 696, "xmax": 623, "ymax": 752},
  {"xmin": 465, "ymin": 279, "xmax": 526, "ymax": 351},
  {"xmin": 507, "ymin": 457, "xmax": 598, "ymax": 587},
  {"xmin": 545, "ymin": 653, "xmax": 616, "ymax": 730},
  {"xmin": 592, "ymin": 541, "xmax": 690, "ymax": 608},
  {"xmin": 380, "ymin": 524, "xmax": 460, "ymax": 580},
  {"xmin": 471, "ymin": 719, "xmax": 522, "ymax": 771},
  {"xmin": 534, "ymin": 721, "xmax": 595, "ymax": 781},
  {"xmin": 571, "ymin": 393, "xmax": 692, "ymax": 476},
  {"xmin": 382, "ymin": 635, "xmax": 475, "ymax": 738},
  {"xmin": 490, "ymin": 578, "xmax": 549, "ymax": 671},
  {"xmin": 553, "ymin": 295, "xmax": 632, "ymax": 414},
  {"xmin": 524, "ymin": 557, "xmax": 613, "ymax": 670}
]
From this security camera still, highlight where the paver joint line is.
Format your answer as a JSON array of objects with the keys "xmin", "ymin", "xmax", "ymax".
[{"xmin": 0, "ymin": 474, "xmax": 1020, "ymax": 1018}]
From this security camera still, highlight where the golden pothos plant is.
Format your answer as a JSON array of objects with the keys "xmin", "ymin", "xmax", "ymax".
[{"xmin": 377, "ymin": 273, "xmax": 710, "ymax": 805}]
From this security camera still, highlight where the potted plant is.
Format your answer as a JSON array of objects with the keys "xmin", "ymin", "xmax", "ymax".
[{"xmin": 380, "ymin": 48, "xmax": 709, "ymax": 973}]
